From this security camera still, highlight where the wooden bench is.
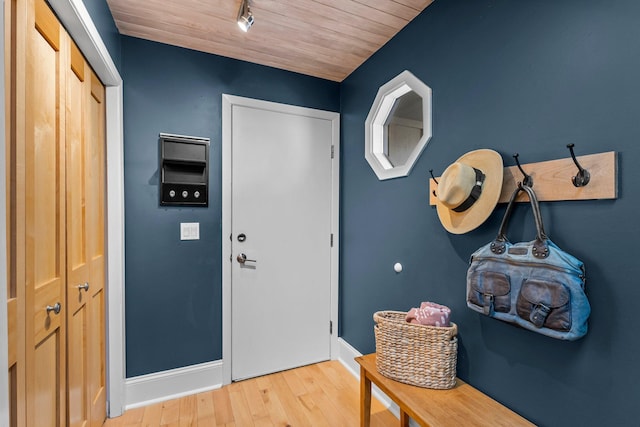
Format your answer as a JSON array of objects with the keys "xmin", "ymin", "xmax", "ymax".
[{"xmin": 355, "ymin": 353, "xmax": 535, "ymax": 427}]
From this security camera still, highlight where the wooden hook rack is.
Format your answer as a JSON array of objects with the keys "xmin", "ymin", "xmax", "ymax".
[{"xmin": 429, "ymin": 151, "xmax": 617, "ymax": 205}]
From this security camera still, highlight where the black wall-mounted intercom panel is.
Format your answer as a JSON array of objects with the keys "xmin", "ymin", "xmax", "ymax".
[{"xmin": 160, "ymin": 133, "xmax": 209, "ymax": 206}]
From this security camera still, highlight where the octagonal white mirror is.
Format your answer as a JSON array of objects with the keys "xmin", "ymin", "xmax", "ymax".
[{"xmin": 365, "ymin": 70, "xmax": 432, "ymax": 180}]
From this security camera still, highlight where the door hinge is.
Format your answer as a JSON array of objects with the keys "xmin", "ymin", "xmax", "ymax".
[
  {"xmin": 331, "ymin": 145, "xmax": 335, "ymax": 159},
  {"xmin": 330, "ymin": 233, "xmax": 334, "ymax": 247},
  {"xmin": 330, "ymin": 320, "xmax": 333, "ymax": 334}
]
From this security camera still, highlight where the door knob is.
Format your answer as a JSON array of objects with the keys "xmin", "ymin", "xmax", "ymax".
[
  {"xmin": 76, "ymin": 282, "xmax": 89, "ymax": 292},
  {"xmin": 46, "ymin": 302, "xmax": 61, "ymax": 315},
  {"xmin": 237, "ymin": 253, "xmax": 257, "ymax": 264}
]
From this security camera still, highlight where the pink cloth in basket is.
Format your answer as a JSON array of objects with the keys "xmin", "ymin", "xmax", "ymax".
[{"xmin": 406, "ymin": 302, "xmax": 451, "ymax": 327}]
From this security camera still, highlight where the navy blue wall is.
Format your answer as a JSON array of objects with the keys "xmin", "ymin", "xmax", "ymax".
[
  {"xmin": 81, "ymin": 0, "xmax": 121, "ymax": 70},
  {"xmin": 121, "ymin": 36, "xmax": 339, "ymax": 377},
  {"xmin": 340, "ymin": 0, "xmax": 640, "ymax": 425}
]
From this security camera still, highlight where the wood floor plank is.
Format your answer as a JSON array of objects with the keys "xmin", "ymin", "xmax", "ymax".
[
  {"xmin": 178, "ymin": 394, "xmax": 197, "ymax": 427},
  {"xmin": 139, "ymin": 401, "xmax": 163, "ymax": 427},
  {"xmin": 311, "ymin": 363, "xmax": 361, "ymax": 422},
  {"xmin": 212, "ymin": 387, "xmax": 235, "ymax": 425},
  {"xmin": 227, "ymin": 382, "xmax": 255, "ymax": 427},
  {"xmin": 294, "ymin": 364, "xmax": 323, "ymax": 395},
  {"xmin": 103, "ymin": 360, "xmax": 397, "ymax": 427},
  {"xmin": 304, "ymin": 364, "xmax": 357, "ymax": 425},
  {"xmin": 251, "ymin": 416, "xmax": 275, "ymax": 427},
  {"xmin": 268, "ymin": 372, "xmax": 312, "ymax": 426},
  {"xmin": 253, "ymin": 375, "xmax": 291, "ymax": 426},
  {"xmin": 280, "ymin": 367, "xmax": 307, "ymax": 396},
  {"xmin": 240, "ymin": 377, "xmax": 269, "ymax": 420},
  {"xmin": 311, "ymin": 390, "xmax": 352, "ymax": 426},
  {"xmin": 112, "ymin": 406, "xmax": 145, "ymax": 425},
  {"xmin": 160, "ymin": 398, "xmax": 181, "ymax": 425},
  {"xmin": 195, "ymin": 390, "xmax": 216, "ymax": 424},
  {"xmin": 297, "ymin": 393, "xmax": 331, "ymax": 427},
  {"xmin": 316, "ymin": 360, "xmax": 350, "ymax": 389}
]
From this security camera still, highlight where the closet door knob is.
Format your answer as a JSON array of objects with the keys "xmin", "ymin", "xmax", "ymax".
[
  {"xmin": 77, "ymin": 282, "xmax": 90, "ymax": 292},
  {"xmin": 46, "ymin": 302, "xmax": 61, "ymax": 315}
]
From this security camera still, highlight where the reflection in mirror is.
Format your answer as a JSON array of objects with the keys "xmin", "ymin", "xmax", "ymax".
[
  {"xmin": 384, "ymin": 91, "xmax": 423, "ymax": 168},
  {"xmin": 365, "ymin": 70, "xmax": 432, "ymax": 180}
]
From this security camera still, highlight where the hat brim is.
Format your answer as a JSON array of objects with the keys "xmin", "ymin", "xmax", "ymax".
[{"xmin": 436, "ymin": 149, "xmax": 503, "ymax": 234}]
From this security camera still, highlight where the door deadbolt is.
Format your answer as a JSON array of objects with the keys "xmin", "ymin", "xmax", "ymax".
[{"xmin": 237, "ymin": 233, "xmax": 246, "ymax": 242}]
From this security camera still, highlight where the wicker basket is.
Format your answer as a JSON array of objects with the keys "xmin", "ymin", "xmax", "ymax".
[{"xmin": 373, "ymin": 310, "xmax": 458, "ymax": 389}]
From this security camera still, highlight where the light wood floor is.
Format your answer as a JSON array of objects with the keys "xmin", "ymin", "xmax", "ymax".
[{"xmin": 103, "ymin": 360, "xmax": 397, "ymax": 426}]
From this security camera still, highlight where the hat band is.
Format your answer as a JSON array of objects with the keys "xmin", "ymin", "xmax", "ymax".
[{"xmin": 452, "ymin": 168, "xmax": 485, "ymax": 213}]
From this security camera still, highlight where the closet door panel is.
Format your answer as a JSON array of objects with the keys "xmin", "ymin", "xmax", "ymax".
[
  {"xmin": 33, "ymin": 332, "xmax": 62, "ymax": 427},
  {"xmin": 87, "ymin": 70, "xmax": 106, "ymax": 427},
  {"xmin": 66, "ymin": 39, "xmax": 89, "ymax": 427},
  {"xmin": 66, "ymin": 42, "xmax": 107, "ymax": 427},
  {"xmin": 24, "ymin": 0, "xmax": 67, "ymax": 425},
  {"xmin": 68, "ymin": 304, "xmax": 87, "ymax": 427},
  {"xmin": 6, "ymin": 0, "xmax": 25, "ymax": 423}
]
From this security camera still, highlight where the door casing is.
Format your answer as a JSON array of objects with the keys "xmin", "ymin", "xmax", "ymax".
[{"xmin": 221, "ymin": 94, "xmax": 340, "ymax": 385}]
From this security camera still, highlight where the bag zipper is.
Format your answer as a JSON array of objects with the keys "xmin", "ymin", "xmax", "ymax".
[{"xmin": 471, "ymin": 255, "xmax": 585, "ymax": 279}]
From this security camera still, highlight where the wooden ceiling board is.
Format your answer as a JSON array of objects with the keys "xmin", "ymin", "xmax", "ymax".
[
  {"xmin": 117, "ymin": 22, "xmax": 351, "ymax": 81},
  {"xmin": 388, "ymin": 0, "xmax": 433, "ymax": 10},
  {"xmin": 258, "ymin": 1, "xmax": 396, "ymax": 43},
  {"xmin": 308, "ymin": 0, "xmax": 410, "ymax": 29},
  {"xmin": 106, "ymin": 0, "xmax": 435, "ymax": 81}
]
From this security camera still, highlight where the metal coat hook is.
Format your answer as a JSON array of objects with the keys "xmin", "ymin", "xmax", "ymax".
[
  {"xmin": 566, "ymin": 144, "xmax": 590, "ymax": 187},
  {"xmin": 429, "ymin": 169, "xmax": 438, "ymax": 197},
  {"xmin": 513, "ymin": 153, "xmax": 533, "ymax": 187}
]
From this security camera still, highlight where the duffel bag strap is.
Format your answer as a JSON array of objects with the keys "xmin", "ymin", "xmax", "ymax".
[{"xmin": 491, "ymin": 184, "xmax": 549, "ymax": 258}]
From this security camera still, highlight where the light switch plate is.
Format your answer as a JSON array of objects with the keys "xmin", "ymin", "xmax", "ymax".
[{"xmin": 180, "ymin": 222, "xmax": 200, "ymax": 240}]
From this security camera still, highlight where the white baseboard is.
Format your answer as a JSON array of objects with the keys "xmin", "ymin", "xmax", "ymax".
[
  {"xmin": 335, "ymin": 337, "xmax": 362, "ymax": 378},
  {"xmin": 124, "ymin": 360, "xmax": 223, "ymax": 410}
]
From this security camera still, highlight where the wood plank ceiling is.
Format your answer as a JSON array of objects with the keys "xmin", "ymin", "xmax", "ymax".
[{"xmin": 106, "ymin": 0, "xmax": 435, "ymax": 82}]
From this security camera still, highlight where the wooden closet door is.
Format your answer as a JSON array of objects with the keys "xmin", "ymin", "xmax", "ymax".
[
  {"xmin": 7, "ymin": 0, "xmax": 107, "ymax": 425},
  {"xmin": 66, "ymin": 38, "xmax": 107, "ymax": 427},
  {"xmin": 66, "ymin": 39, "xmax": 90, "ymax": 427},
  {"xmin": 87, "ymin": 70, "xmax": 106, "ymax": 427},
  {"xmin": 5, "ymin": 0, "xmax": 25, "ymax": 424},
  {"xmin": 24, "ymin": 0, "xmax": 67, "ymax": 425}
]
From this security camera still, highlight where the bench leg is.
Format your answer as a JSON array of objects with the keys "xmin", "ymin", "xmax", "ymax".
[
  {"xmin": 360, "ymin": 365, "xmax": 372, "ymax": 427},
  {"xmin": 400, "ymin": 411, "xmax": 410, "ymax": 427}
]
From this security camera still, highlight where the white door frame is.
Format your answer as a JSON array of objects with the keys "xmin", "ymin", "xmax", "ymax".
[
  {"xmin": 221, "ymin": 94, "xmax": 340, "ymax": 385},
  {"xmin": 0, "ymin": 0, "xmax": 127, "ymax": 417}
]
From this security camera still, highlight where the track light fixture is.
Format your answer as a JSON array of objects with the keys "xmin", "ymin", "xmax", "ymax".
[{"xmin": 237, "ymin": 0, "xmax": 254, "ymax": 32}]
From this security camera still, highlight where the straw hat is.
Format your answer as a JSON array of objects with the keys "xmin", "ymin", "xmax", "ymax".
[{"xmin": 436, "ymin": 149, "xmax": 503, "ymax": 234}]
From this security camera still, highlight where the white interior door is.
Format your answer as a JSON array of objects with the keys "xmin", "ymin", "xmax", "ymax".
[{"xmin": 225, "ymin": 97, "xmax": 338, "ymax": 381}]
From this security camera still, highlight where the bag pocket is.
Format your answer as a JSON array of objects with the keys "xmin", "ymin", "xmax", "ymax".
[
  {"xmin": 467, "ymin": 271, "xmax": 511, "ymax": 315},
  {"xmin": 516, "ymin": 279, "xmax": 571, "ymax": 331}
]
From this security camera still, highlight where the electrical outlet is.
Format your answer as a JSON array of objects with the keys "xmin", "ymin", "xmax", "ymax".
[{"xmin": 180, "ymin": 222, "xmax": 200, "ymax": 240}]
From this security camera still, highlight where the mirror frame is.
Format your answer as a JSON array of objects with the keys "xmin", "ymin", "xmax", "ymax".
[{"xmin": 365, "ymin": 70, "xmax": 432, "ymax": 180}]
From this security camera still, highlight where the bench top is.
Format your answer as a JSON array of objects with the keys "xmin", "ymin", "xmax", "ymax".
[{"xmin": 355, "ymin": 353, "xmax": 535, "ymax": 427}]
